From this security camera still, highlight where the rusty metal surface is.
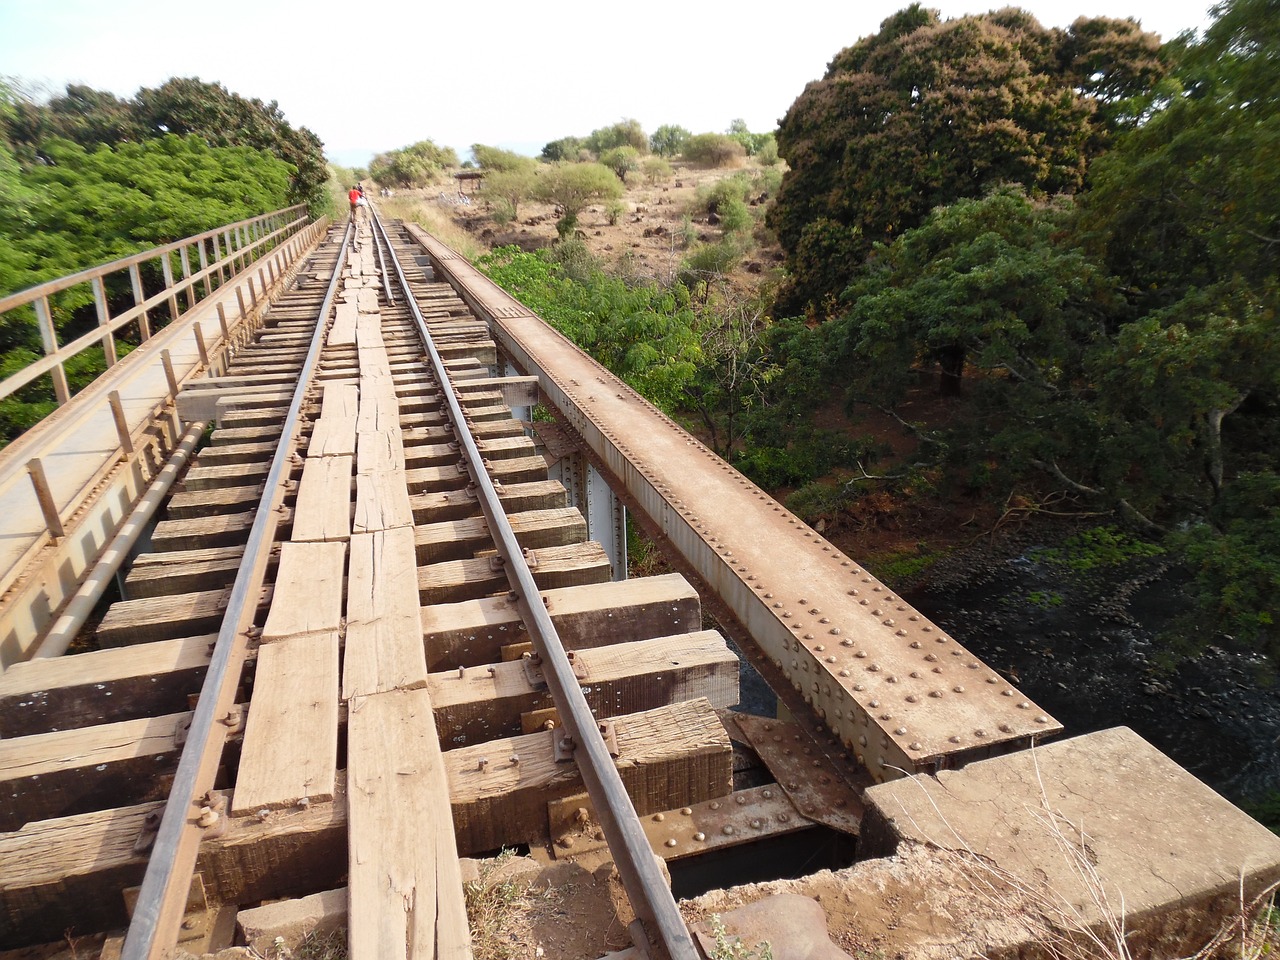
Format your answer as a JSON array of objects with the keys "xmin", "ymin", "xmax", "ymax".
[
  {"xmin": 412, "ymin": 224, "xmax": 1063, "ymax": 781},
  {"xmin": 730, "ymin": 714, "xmax": 863, "ymax": 835},
  {"xmin": 549, "ymin": 785, "xmax": 811, "ymax": 863},
  {"xmin": 532, "ymin": 420, "xmax": 581, "ymax": 466}
]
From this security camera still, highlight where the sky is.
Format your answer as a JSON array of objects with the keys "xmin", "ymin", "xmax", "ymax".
[{"xmin": 0, "ymin": 0, "xmax": 1215, "ymax": 168}]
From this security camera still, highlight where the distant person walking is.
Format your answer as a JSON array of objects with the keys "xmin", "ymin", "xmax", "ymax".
[{"xmin": 348, "ymin": 185, "xmax": 361, "ymax": 222}]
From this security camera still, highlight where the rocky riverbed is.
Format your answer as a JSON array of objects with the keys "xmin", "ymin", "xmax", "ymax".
[{"xmin": 905, "ymin": 534, "xmax": 1280, "ymax": 817}]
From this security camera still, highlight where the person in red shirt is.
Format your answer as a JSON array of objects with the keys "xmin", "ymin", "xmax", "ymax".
[{"xmin": 348, "ymin": 186, "xmax": 361, "ymax": 222}]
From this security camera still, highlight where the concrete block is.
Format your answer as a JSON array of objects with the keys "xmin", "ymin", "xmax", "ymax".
[
  {"xmin": 236, "ymin": 887, "xmax": 346, "ymax": 955},
  {"xmin": 863, "ymin": 726, "xmax": 1280, "ymax": 957}
]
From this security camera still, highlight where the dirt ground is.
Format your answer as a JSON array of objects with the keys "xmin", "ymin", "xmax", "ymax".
[{"xmin": 381, "ymin": 158, "xmax": 784, "ymax": 295}]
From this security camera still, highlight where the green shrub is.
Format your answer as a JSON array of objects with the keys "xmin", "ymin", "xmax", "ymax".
[
  {"xmin": 719, "ymin": 196, "xmax": 753, "ymax": 235},
  {"xmin": 605, "ymin": 199, "xmax": 625, "ymax": 225},
  {"xmin": 599, "ymin": 145, "xmax": 640, "ymax": 182},
  {"xmin": 682, "ymin": 133, "xmax": 746, "ymax": 168},
  {"xmin": 756, "ymin": 136, "xmax": 780, "ymax": 166},
  {"xmin": 786, "ymin": 481, "xmax": 854, "ymax": 523},
  {"xmin": 642, "ymin": 155, "xmax": 673, "ymax": 183},
  {"xmin": 696, "ymin": 175, "xmax": 752, "ymax": 214},
  {"xmin": 679, "ymin": 239, "xmax": 744, "ymax": 286},
  {"xmin": 490, "ymin": 199, "xmax": 516, "ymax": 226}
]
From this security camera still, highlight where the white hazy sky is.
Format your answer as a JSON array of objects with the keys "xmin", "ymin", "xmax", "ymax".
[{"xmin": 1, "ymin": 0, "xmax": 1214, "ymax": 168}]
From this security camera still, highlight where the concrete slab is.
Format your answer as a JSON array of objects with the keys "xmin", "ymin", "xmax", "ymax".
[{"xmin": 861, "ymin": 726, "xmax": 1280, "ymax": 956}]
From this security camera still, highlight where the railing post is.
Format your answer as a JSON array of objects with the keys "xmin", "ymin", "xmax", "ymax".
[
  {"xmin": 109, "ymin": 390, "xmax": 134, "ymax": 457},
  {"xmin": 179, "ymin": 246, "xmax": 195, "ymax": 312},
  {"xmin": 236, "ymin": 285, "xmax": 248, "ymax": 319},
  {"xmin": 258, "ymin": 266, "xmax": 269, "ymax": 300},
  {"xmin": 213, "ymin": 233, "xmax": 227, "ymax": 285},
  {"xmin": 197, "ymin": 240, "xmax": 211, "ymax": 297},
  {"xmin": 216, "ymin": 304, "xmax": 231, "ymax": 373},
  {"xmin": 193, "ymin": 322, "xmax": 210, "ymax": 369},
  {"xmin": 128, "ymin": 263, "xmax": 152, "ymax": 342},
  {"xmin": 161, "ymin": 349, "xmax": 180, "ymax": 401},
  {"xmin": 27, "ymin": 458, "xmax": 65, "ymax": 540},
  {"xmin": 34, "ymin": 296, "xmax": 72, "ymax": 405},
  {"xmin": 161, "ymin": 253, "xmax": 180, "ymax": 325},
  {"xmin": 91, "ymin": 275, "xmax": 118, "ymax": 367}
]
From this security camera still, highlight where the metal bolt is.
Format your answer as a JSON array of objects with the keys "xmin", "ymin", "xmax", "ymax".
[
  {"xmin": 477, "ymin": 757, "xmax": 489, "ymax": 771},
  {"xmin": 665, "ymin": 838, "xmax": 678, "ymax": 848},
  {"xmin": 693, "ymin": 832, "xmax": 706, "ymax": 842}
]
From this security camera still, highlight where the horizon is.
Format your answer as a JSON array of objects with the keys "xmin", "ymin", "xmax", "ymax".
[{"xmin": 2, "ymin": 0, "xmax": 1215, "ymax": 170}]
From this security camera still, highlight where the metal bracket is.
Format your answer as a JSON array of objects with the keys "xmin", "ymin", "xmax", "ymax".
[
  {"xmin": 134, "ymin": 808, "xmax": 163, "ymax": 854},
  {"xmin": 522, "ymin": 652, "xmax": 547, "ymax": 691},
  {"xmin": 554, "ymin": 720, "xmax": 619, "ymax": 762}
]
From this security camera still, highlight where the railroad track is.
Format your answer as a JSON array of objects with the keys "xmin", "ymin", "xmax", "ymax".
[
  {"xmin": 0, "ymin": 212, "xmax": 862, "ymax": 959},
  {"xmin": 1, "ymin": 206, "xmax": 1275, "ymax": 960}
]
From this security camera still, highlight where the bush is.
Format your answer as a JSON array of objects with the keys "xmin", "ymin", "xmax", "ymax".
[
  {"xmin": 718, "ymin": 196, "xmax": 753, "ymax": 235},
  {"xmin": 598, "ymin": 145, "xmax": 640, "ymax": 182},
  {"xmin": 490, "ymin": 198, "xmax": 516, "ymax": 226},
  {"xmin": 682, "ymin": 133, "xmax": 746, "ymax": 168},
  {"xmin": 369, "ymin": 139, "xmax": 458, "ymax": 187},
  {"xmin": 605, "ymin": 199, "xmax": 625, "ymax": 225},
  {"xmin": 756, "ymin": 136, "xmax": 780, "ymax": 166},
  {"xmin": 650, "ymin": 124, "xmax": 691, "ymax": 157},
  {"xmin": 642, "ymin": 156, "xmax": 673, "ymax": 183},
  {"xmin": 679, "ymin": 240, "xmax": 744, "ymax": 287},
  {"xmin": 696, "ymin": 175, "xmax": 752, "ymax": 214}
]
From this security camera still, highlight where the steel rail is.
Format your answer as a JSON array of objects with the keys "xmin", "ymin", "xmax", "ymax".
[
  {"xmin": 121, "ymin": 221, "xmax": 356, "ymax": 960},
  {"xmin": 367, "ymin": 203, "xmax": 396, "ymax": 307},
  {"xmin": 370, "ymin": 210, "xmax": 698, "ymax": 960},
  {"xmin": 32, "ymin": 419, "xmax": 208, "ymax": 659}
]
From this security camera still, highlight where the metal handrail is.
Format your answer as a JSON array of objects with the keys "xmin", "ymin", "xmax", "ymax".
[
  {"xmin": 371, "ymin": 209, "xmax": 698, "ymax": 960},
  {"xmin": 0, "ymin": 204, "xmax": 308, "ymax": 407}
]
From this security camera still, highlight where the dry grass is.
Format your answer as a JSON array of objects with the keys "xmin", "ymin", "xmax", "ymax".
[
  {"xmin": 883, "ymin": 750, "xmax": 1280, "ymax": 960},
  {"xmin": 464, "ymin": 850, "xmax": 557, "ymax": 960},
  {"xmin": 373, "ymin": 188, "xmax": 487, "ymax": 262}
]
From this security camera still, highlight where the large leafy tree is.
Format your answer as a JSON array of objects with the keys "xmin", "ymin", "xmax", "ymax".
[
  {"xmin": 368, "ymin": 139, "xmax": 458, "ymax": 187},
  {"xmin": 532, "ymin": 163, "xmax": 623, "ymax": 239},
  {"xmin": 769, "ymin": 5, "xmax": 1163, "ymax": 316},
  {"xmin": 1078, "ymin": 0, "xmax": 1280, "ymax": 653},
  {"xmin": 3, "ymin": 77, "xmax": 326, "ymax": 211}
]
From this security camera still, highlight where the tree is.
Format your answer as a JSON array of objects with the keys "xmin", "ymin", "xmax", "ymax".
[
  {"xmin": 1, "ymin": 77, "xmax": 328, "ymax": 212},
  {"xmin": 369, "ymin": 139, "xmax": 458, "ymax": 187},
  {"xmin": 532, "ymin": 162, "xmax": 623, "ymax": 239},
  {"xmin": 682, "ymin": 133, "xmax": 746, "ymax": 168},
  {"xmin": 470, "ymin": 144, "xmax": 536, "ymax": 172},
  {"xmin": 483, "ymin": 165, "xmax": 538, "ymax": 221},
  {"xmin": 598, "ymin": 145, "xmax": 640, "ymax": 182},
  {"xmin": 649, "ymin": 124, "xmax": 690, "ymax": 157},
  {"xmin": 685, "ymin": 291, "xmax": 779, "ymax": 457},
  {"xmin": 541, "ymin": 135, "xmax": 584, "ymax": 162},
  {"xmin": 769, "ymin": 5, "xmax": 1164, "ymax": 316},
  {"xmin": 131, "ymin": 78, "xmax": 326, "ymax": 210},
  {"xmin": 838, "ymin": 188, "xmax": 1113, "ymax": 400},
  {"xmin": 584, "ymin": 118, "xmax": 647, "ymax": 155}
]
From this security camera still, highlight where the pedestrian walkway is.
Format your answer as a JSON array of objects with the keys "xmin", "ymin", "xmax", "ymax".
[{"xmin": 0, "ymin": 216, "xmax": 324, "ymax": 664}]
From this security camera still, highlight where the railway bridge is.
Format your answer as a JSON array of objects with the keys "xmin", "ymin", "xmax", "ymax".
[{"xmin": 0, "ymin": 206, "xmax": 1275, "ymax": 960}]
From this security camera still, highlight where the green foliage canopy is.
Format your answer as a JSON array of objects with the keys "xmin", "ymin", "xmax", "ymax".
[
  {"xmin": 477, "ymin": 245, "xmax": 699, "ymax": 411},
  {"xmin": 369, "ymin": 139, "xmax": 458, "ymax": 187},
  {"xmin": 532, "ymin": 163, "xmax": 623, "ymax": 238},
  {"xmin": 769, "ymin": 5, "xmax": 1164, "ymax": 315},
  {"xmin": 649, "ymin": 124, "xmax": 691, "ymax": 157}
]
